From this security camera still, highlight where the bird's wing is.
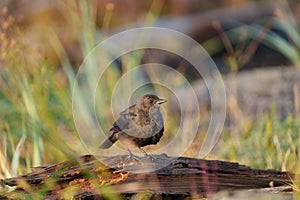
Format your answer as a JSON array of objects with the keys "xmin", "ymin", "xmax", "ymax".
[
  {"xmin": 110, "ymin": 104, "xmax": 137, "ymax": 132},
  {"xmin": 119, "ymin": 104, "xmax": 137, "ymax": 117}
]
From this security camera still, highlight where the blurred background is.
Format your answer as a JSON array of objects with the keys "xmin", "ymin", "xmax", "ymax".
[{"xmin": 0, "ymin": 0, "xmax": 299, "ymax": 187}]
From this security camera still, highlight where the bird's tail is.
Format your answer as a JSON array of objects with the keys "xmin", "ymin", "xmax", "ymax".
[{"xmin": 99, "ymin": 134, "xmax": 116, "ymax": 149}]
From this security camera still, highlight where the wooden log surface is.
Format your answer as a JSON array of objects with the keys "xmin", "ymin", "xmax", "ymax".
[{"xmin": 1, "ymin": 154, "xmax": 294, "ymax": 199}]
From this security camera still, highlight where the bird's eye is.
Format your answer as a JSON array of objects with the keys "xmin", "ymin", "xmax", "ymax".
[{"xmin": 149, "ymin": 100, "xmax": 153, "ymax": 104}]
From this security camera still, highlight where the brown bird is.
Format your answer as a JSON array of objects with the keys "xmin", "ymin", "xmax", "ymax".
[{"xmin": 99, "ymin": 94, "xmax": 166, "ymax": 155}]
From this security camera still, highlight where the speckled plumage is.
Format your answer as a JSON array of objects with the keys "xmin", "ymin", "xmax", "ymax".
[{"xmin": 99, "ymin": 94, "xmax": 166, "ymax": 150}]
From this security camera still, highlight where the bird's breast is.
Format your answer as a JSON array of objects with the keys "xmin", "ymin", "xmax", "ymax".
[{"xmin": 122, "ymin": 112, "xmax": 163, "ymax": 139}]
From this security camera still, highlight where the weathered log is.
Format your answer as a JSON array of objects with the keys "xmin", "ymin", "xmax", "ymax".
[{"xmin": 1, "ymin": 154, "xmax": 294, "ymax": 199}]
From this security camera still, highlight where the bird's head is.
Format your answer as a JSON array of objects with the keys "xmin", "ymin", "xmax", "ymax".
[{"xmin": 137, "ymin": 94, "xmax": 167, "ymax": 111}]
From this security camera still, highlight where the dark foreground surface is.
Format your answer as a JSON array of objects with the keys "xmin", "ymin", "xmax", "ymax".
[{"xmin": 0, "ymin": 154, "xmax": 295, "ymax": 199}]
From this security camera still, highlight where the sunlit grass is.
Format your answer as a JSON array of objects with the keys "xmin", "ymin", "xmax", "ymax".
[
  {"xmin": 0, "ymin": 5, "xmax": 77, "ymax": 179},
  {"xmin": 215, "ymin": 113, "xmax": 300, "ymax": 172}
]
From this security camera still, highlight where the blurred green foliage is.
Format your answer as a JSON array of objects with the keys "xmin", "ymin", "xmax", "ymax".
[{"xmin": 217, "ymin": 114, "xmax": 300, "ymax": 172}]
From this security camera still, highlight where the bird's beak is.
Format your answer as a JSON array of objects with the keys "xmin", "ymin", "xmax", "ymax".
[{"xmin": 157, "ymin": 98, "xmax": 167, "ymax": 104}]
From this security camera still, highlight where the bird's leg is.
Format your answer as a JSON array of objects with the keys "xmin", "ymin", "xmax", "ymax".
[
  {"xmin": 139, "ymin": 148, "xmax": 156, "ymax": 161},
  {"xmin": 139, "ymin": 148, "xmax": 148, "ymax": 156},
  {"xmin": 119, "ymin": 136, "xmax": 140, "ymax": 160},
  {"xmin": 127, "ymin": 149, "xmax": 140, "ymax": 160}
]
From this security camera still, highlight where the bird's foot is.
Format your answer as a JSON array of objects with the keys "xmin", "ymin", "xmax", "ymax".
[
  {"xmin": 127, "ymin": 151, "xmax": 141, "ymax": 161},
  {"xmin": 143, "ymin": 153, "xmax": 157, "ymax": 162}
]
